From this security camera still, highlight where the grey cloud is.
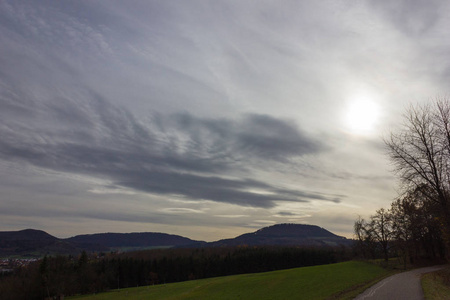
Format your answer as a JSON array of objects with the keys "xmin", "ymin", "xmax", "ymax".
[
  {"xmin": 276, "ymin": 212, "xmax": 296, "ymax": 216},
  {"xmin": 0, "ymin": 0, "xmax": 341, "ymax": 212},
  {"xmin": 168, "ymin": 112, "xmax": 324, "ymax": 162},
  {"xmin": 236, "ymin": 114, "xmax": 322, "ymax": 160},
  {"xmin": 272, "ymin": 189, "xmax": 342, "ymax": 203},
  {"xmin": 118, "ymin": 170, "xmax": 300, "ymax": 208},
  {"xmin": 0, "ymin": 87, "xmax": 336, "ymax": 208}
]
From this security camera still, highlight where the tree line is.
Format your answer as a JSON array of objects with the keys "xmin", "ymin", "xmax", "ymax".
[
  {"xmin": 0, "ymin": 245, "xmax": 350, "ymax": 299},
  {"xmin": 354, "ymin": 99, "xmax": 450, "ymax": 266}
]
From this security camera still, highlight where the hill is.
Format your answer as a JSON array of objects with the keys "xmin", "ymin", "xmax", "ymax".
[
  {"xmin": 69, "ymin": 261, "xmax": 388, "ymax": 300},
  {"xmin": 0, "ymin": 229, "xmax": 78, "ymax": 257},
  {"xmin": 205, "ymin": 224, "xmax": 353, "ymax": 247},
  {"xmin": 65, "ymin": 232, "xmax": 206, "ymax": 250}
]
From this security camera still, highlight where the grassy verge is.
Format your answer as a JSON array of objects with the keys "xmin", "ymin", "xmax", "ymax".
[
  {"xmin": 70, "ymin": 261, "xmax": 391, "ymax": 300},
  {"xmin": 422, "ymin": 267, "xmax": 450, "ymax": 300}
]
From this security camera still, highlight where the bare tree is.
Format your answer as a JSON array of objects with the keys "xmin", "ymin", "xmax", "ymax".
[
  {"xmin": 354, "ymin": 212, "xmax": 392, "ymax": 261},
  {"xmin": 354, "ymin": 216, "xmax": 376, "ymax": 259},
  {"xmin": 390, "ymin": 197, "xmax": 412, "ymax": 268},
  {"xmin": 370, "ymin": 208, "xmax": 393, "ymax": 262},
  {"xmin": 385, "ymin": 100, "xmax": 450, "ymax": 243}
]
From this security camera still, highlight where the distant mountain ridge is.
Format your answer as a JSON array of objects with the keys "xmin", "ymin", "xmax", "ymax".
[
  {"xmin": 0, "ymin": 224, "xmax": 353, "ymax": 257},
  {"xmin": 0, "ymin": 229, "xmax": 205, "ymax": 257}
]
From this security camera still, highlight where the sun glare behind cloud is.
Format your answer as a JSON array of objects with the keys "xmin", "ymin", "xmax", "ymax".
[{"xmin": 344, "ymin": 97, "xmax": 380, "ymax": 135}]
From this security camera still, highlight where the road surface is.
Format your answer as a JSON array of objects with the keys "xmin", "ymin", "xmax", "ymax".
[{"xmin": 354, "ymin": 265, "xmax": 447, "ymax": 300}]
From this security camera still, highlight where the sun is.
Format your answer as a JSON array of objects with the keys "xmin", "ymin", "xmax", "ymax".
[{"xmin": 344, "ymin": 98, "xmax": 380, "ymax": 135}]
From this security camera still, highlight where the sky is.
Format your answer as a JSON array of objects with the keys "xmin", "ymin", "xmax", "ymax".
[{"xmin": 1, "ymin": 0, "xmax": 450, "ymax": 241}]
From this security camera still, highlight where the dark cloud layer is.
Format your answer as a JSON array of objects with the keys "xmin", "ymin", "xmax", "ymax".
[{"xmin": 0, "ymin": 86, "xmax": 335, "ymax": 208}]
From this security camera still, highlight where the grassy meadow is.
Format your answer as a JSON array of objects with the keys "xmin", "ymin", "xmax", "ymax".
[
  {"xmin": 70, "ymin": 261, "xmax": 390, "ymax": 300},
  {"xmin": 422, "ymin": 267, "xmax": 450, "ymax": 300}
]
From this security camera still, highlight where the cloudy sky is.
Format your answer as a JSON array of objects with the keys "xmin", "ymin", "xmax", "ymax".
[{"xmin": 1, "ymin": 0, "xmax": 450, "ymax": 241}]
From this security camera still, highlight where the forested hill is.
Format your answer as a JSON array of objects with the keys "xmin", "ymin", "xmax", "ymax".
[
  {"xmin": 205, "ymin": 224, "xmax": 353, "ymax": 247},
  {"xmin": 0, "ymin": 229, "xmax": 78, "ymax": 257},
  {"xmin": 0, "ymin": 229, "xmax": 56, "ymax": 242},
  {"xmin": 65, "ymin": 232, "xmax": 206, "ymax": 249}
]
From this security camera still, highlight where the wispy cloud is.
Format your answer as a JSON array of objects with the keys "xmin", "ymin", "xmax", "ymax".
[{"xmin": 0, "ymin": 86, "xmax": 337, "ymax": 208}]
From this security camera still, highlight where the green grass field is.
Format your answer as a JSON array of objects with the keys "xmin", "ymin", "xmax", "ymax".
[
  {"xmin": 422, "ymin": 267, "xmax": 450, "ymax": 300},
  {"xmin": 70, "ymin": 261, "xmax": 390, "ymax": 300}
]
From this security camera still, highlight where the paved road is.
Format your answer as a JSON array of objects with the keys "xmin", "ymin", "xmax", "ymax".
[{"xmin": 353, "ymin": 265, "xmax": 447, "ymax": 300}]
